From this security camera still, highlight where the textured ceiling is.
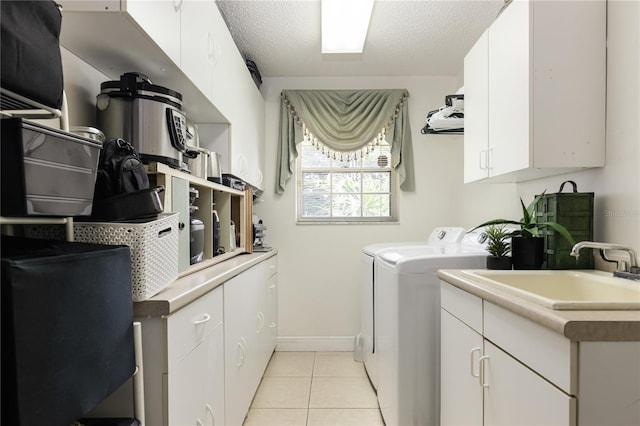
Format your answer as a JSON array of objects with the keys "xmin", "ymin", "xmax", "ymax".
[{"xmin": 215, "ymin": 0, "xmax": 505, "ymax": 78}]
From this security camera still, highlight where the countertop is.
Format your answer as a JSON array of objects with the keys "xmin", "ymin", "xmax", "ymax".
[
  {"xmin": 134, "ymin": 250, "xmax": 277, "ymax": 317},
  {"xmin": 438, "ymin": 269, "xmax": 640, "ymax": 341}
]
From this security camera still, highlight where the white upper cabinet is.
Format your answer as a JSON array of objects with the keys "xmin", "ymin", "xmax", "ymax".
[
  {"xmin": 124, "ymin": 0, "xmax": 182, "ymax": 67},
  {"xmin": 229, "ymin": 87, "xmax": 265, "ymax": 188},
  {"xmin": 463, "ymin": 30, "xmax": 490, "ymax": 183},
  {"xmin": 464, "ymin": 0, "xmax": 606, "ymax": 183},
  {"xmin": 58, "ymin": 0, "xmax": 267, "ymax": 189},
  {"xmin": 180, "ymin": 0, "xmax": 217, "ymax": 102},
  {"xmin": 58, "ymin": 0, "xmax": 225, "ymax": 123}
]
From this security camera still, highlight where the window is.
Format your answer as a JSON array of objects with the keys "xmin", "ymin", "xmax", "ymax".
[{"xmin": 297, "ymin": 138, "xmax": 396, "ymax": 222}]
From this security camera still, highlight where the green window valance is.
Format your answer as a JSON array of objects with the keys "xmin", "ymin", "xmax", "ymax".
[{"xmin": 276, "ymin": 89, "xmax": 415, "ymax": 193}]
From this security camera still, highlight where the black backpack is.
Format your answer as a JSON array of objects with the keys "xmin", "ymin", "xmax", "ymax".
[{"xmin": 93, "ymin": 137, "xmax": 149, "ymax": 201}]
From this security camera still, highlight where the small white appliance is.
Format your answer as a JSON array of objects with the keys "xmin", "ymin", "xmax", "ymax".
[
  {"xmin": 374, "ymin": 228, "xmax": 489, "ymax": 426},
  {"xmin": 356, "ymin": 227, "xmax": 468, "ymax": 391}
]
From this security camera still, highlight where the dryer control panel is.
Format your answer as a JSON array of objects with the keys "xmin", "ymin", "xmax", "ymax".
[{"xmin": 427, "ymin": 227, "xmax": 466, "ymax": 245}]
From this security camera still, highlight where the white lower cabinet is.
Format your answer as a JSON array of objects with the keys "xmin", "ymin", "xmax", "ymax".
[
  {"xmin": 441, "ymin": 280, "xmax": 640, "ymax": 426},
  {"xmin": 441, "ymin": 281, "xmax": 576, "ymax": 426},
  {"xmin": 165, "ymin": 285, "xmax": 224, "ymax": 426},
  {"xmin": 168, "ymin": 323, "xmax": 224, "ymax": 426},
  {"xmin": 93, "ymin": 255, "xmax": 278, "ymax": 426},
  {"xmin": 483, "ymin": 340, "xmax": 574, "ymax": 426},
  {"xmin": 440, "ymin": 309, "xmax": 483, "ymax": 426},
  {"xmin": 224, "ymin": 256, "xmax": 277, "ymax": 425}
]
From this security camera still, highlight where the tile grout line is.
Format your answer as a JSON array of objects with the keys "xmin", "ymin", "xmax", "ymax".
[{"xmin": 305, "ymin": 351, "xmax": 317, "ymax": 425}]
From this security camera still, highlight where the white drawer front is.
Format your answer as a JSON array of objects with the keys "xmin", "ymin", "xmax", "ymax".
[
  {"xmin": 483, "ymin": 301, "xmax": 576, "ymax": 394},
  {"xmin": 441, "ymin": 281, "xmax": 483, "ymax": 334},
  {"xmin": 167, "ymin": 286, "xmax": 223, "ymax": 370}
]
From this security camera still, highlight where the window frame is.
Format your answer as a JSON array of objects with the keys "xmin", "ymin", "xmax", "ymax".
[{"xmin": 295, "ymin": 140, "xmax": 398, "ymax": 224}]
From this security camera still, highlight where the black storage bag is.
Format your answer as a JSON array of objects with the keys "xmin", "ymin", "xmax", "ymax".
[
  {"xmin": 90, "ymin": 137, "xmax": 165, "ymax": 221},
  {"xmin": 94, "ymin": 138, "xmax": 149, "ymax": 200},
  {"xmin": 1, "ymin": 236, "xmax": 136, "ymax": 426},
  {"xmin": 0, "ymin": 1, "xmax": 64, "ymax": 109}
]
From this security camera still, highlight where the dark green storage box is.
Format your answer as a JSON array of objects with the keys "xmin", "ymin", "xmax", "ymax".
[{"xmin": 535, "ymin": 180, "xmax": 594, "ymax": 269}]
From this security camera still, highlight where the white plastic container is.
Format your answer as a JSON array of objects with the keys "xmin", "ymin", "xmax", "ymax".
[{"xmin": 26, "ymin": 213, "xmax": 179, "ymax": 301}]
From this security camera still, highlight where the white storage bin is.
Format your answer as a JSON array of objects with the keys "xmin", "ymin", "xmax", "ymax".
[{"xmin": 26, "ymin": 213, "xmax": 179, "ymax": 301}]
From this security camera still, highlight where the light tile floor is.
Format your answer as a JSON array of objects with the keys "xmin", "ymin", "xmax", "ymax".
[{"xmin": 243, "ymin": 352, "xmax": 384, "ymax": 426}]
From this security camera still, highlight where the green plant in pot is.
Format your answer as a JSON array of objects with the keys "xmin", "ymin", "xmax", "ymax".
[
  {"xmin": 472, "ymin": 196, "xmax": 575, "ymax": 270},
  {"xmin": 484, "ymin": 224, "xmax": 512, "ymax": 270}
]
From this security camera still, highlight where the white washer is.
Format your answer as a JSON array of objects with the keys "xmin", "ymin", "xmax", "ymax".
[
  {"xmin": 356, "ymin": 227, "xmax": 467, "ymax": 391},
  {"xmin": 375, "ymin": 229, "xmax": 489, "ymax": 426}
]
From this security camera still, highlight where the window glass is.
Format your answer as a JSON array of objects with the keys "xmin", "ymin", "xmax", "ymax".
[{"xmin": 297, "ymin": 139, "xmax": 396, "ymax": 222}]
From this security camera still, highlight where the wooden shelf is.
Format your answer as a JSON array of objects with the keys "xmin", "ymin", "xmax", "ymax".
[
  {"xmin": 147, "ymin": 162, "xmax": 252, "ymax": 278},
  {"xmin": 147, "ymin": 162, "xmax": 244, "ymax": 196}
]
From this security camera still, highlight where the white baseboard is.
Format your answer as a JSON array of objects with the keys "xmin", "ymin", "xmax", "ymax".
[{"xmin": 276, "ymin": 336, "xmax": 355, "ymax": 352}]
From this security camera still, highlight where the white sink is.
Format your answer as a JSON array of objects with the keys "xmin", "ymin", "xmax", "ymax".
[{"xmin": 461, "ymin": 270, "xmax": 640, "ymax": 310}]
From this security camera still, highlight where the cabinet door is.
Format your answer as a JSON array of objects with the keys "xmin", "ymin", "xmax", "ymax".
[
  {"xmin": 463, "ymin": 30, "xmax": 490, "ymax": 183},
  {"xmin": 264, "ymin": 273, "xmax": 277, "ymax": 357},
  {"xmin": 483, "ymin": 340, "xmax": 575, "ymax": 426},
  {"xmin": 180, "ymin": 0, "xmax": 216, "ymax": 101},
  {"xmin": 229, "ymin": 87, "xmax": 265, "ymax": 189},
  {"xmin": 168, "ymin": 324, "xmax": 224, "ymax": 426},
  {"xmin": 223, "ymin": 270, "xmax": 260, "ymax": 426},
  {"xmin": 487, "ymin": 0, "xmax": 530, "ymax": 177},
  {"xmin": 171, "ymin": 177, "xmax": 191, "ymax": 272},
  {"xmin": 440, "ymin": 309, "xmax": 483, "ymax": 426},
  {"xmin": 124, "ymin": 0, "xmax": 182, "ymax": 66},
  {"xmin": 168, "ymin": 338, "xmax": 206, "ymax": 426},
  {"xmin": 257, "ymin": 257, "xmax": 277, "ymax": 371},
  {"xmin": 203, "ymin": 324, "xmax": 225, "ymax": 426},
  {"xmin": 208, "ymin": 0, "xmax": 242, "ymax": 119}
]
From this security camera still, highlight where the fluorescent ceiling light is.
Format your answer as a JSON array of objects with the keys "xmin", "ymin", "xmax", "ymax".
[{"xmin": 321, "ymin": 0, "xmax": 374, "ymax": 54}]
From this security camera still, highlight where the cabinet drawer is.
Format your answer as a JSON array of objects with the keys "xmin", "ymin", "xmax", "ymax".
[
  {"xmin": 441, "ymin": 281, "xmax": 483, "ymax": 333},
  {"xmin": 167, "ymin": 286, "xmax": 223, "ymax": 370},
  {"xmin": 263, "ymin": 256, "xmax": 277, "ymax": 280},
  {"xmin": 483, "ymin": 301, "xmax": 576, "ymax": 394}
]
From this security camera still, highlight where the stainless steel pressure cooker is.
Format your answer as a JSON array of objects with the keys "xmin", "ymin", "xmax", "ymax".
[{"xmin": 96, "ymin": 72, "xmax": 188, "ymax": 170}]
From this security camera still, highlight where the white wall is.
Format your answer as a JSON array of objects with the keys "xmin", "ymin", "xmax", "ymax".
[
  {"xmin": 255, "ymin": 76, "xmax": 519, "ymax": 349},
  {"xmin": 59, "ymin": 48, "xmax": 110, "ymax": 127}
]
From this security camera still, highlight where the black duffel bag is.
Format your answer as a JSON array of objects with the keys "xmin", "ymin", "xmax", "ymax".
[{"xmin": 1, "ymin": 1, "xmax": 64, "ymax": 109}]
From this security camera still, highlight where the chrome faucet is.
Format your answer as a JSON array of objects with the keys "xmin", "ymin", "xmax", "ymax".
[{"xmin": 570, "ymin": 241, "xmax": 640, "ymax": 280}]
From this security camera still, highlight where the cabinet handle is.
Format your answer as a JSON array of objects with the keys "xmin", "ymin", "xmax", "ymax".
[
  {"xmin": 193, "ymin": 313, "xmax": 211, "ymax": 325},
  {"xmin": 256, "ymin": 312, "xmax": 265, "ymax": 334},
  {"xmin": 196, "ymin": 420, "xmax": 204, "ymax": 426},
  {"xmin": 487, "ymin": 148, "xmax": 493, "ymax": 170},
  {"xmin": 237, "ymin": 338, "xmax": 247, "ymax": 367},
  {"xmin": 269, "ymin": 322, "xmax": 276, "ymax": 328},
  {"xmin": 269, "ymin": 284, "xmax": 277, "ymax": 290},
  {"xmin": 236, "ymin": 154, "xmax": 248, "ymax": 176},
  {"xmin": 205, "ymin": 404, "xmax": 216, "ymax": 425},
  {"xmin": 207, "ymin": 33, "xmax": 214, "ymax": 59},
  {"xmin": 470, "ymin": 347, "xmax": 481, "ymax": 378},
  {"xmin": 479, "ymin": 355, "xmax": 490, "ymax": 388},
  {"xmin": 479, "ymin": 150, "xmax": 488, "ymax": 170}
]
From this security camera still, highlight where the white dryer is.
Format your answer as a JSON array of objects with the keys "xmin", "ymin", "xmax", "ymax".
[
  {"xmin": 375, "ymin": 229, "xmax": 489, "ymax": 426},
  {"xmin": 356, "ymin": 227, "xmax": 467, "ymax": 391}
]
